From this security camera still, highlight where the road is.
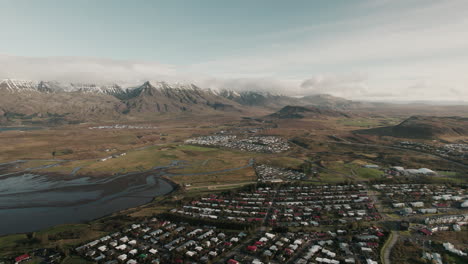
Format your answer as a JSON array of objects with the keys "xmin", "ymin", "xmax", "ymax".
[{"xmin": 382, "ymin": 231, "xmax": 399, "ymax": 264}]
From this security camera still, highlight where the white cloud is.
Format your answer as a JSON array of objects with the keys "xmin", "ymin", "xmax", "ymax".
[
  {"xmin": 185, "ymin": 0, "xmax": 468, "ymax": 101},
  {"xmin": 0, "ymin": 54, "xmax": 177, "ymax": 85},
  {"xmin": 300, "ymin": 73, "xmax": 368, "ymax": 97}
]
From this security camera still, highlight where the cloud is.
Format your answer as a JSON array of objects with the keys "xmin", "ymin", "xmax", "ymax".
[
  {"xmin": 0, "ymin": 54, "xmax": 177, "ymax": 84},
  {"xmin": 196, "ymin": 77, "xmax": 300, "ymax": 95},
  {"xmin": 300, "ymin": 74, "xmax": 369, "ymax": 97},
  {"xmin": 185, "ymin": 0, "xmax": 468, "ymax": 101}
]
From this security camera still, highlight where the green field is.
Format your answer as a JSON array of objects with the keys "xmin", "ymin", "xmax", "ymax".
[
  {"xmin": 16, "ymin": 144, "xmax": 261, "ymax": 178},
  {"xmin": 338, "ymin": 117, "xmax": 401, "ymax": 128},
  {"xmin": 318, "ymin": 161, "xmax": 384, "ymax": 182}
]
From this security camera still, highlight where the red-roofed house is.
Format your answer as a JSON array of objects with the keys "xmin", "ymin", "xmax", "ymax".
[
  {"xmin": 419, "ymin": 228, "xmax": 432, "ymax": 236},
  {"xmin": 15, "ymin": 254, "xmax": 31, "ymax": 264},
  {"xmin": 246, "ymin": 245, "xmax": 258, "ymax": 252}
]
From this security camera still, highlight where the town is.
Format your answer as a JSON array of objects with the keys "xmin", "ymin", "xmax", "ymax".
[
  {"xmin": 67, "ymin": 182, "xmax": 467, "ymax": 264},
  {"xmin": 185, "ymin": 136, "xmax": 290, "ymax": 153}
]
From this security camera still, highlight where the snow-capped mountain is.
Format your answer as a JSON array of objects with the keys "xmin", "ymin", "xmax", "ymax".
[
  {"xmin": 121, "ymin": 81, "xmax": 240, "ymax": 113},
  {"xmin": 69, "ymin": 83, "xmax": 125, "ymax": 96},
  {"xmin": 0, "ymin": 78, "xmax": 365, "ymax": 125},
  {"xmin": 0, "ymin": 79, "xmax": 243, "ymax": 124},
  {"xmin": 219, "ymin": 89, "xmax": 302, "ymax": 109},
  {"xmin": 0, "ymin": 79, "xmax": 40, "ymax": 93},
  {"xmin": 0, "ymin": 79, "xmax": 125, "ymax": 96}
]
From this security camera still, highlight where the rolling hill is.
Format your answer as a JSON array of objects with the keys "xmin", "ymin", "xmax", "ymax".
[
  {"xmin": 356, "ymin": 115, "xmax": 468, "ymax": 139},
  {"xmin": 267, "ymin": 105, "xmax": 351, "ymax": 119}
]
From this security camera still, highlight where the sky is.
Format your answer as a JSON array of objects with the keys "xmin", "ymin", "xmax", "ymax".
[{"xmin": 0, "ymin": 0, "xmax": 467, "ymax": 101}]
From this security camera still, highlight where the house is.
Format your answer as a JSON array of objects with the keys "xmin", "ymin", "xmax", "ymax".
[
  {"xmin": 247, "ymin": 245, "xmax": 258, "ymax": 252},
  {"xmin": 400, "ymin": 208, "xmax": 413, "ymax": 215},
  {"xmin": 417, "ymin": 168, "xmax": 436, "ymax": 175},
  {"xmin": 410, "ymin": 202, "xmax": 424, "ymax": 208},
  {"xmin": 419, "ymin": 228, "xmax": 432, "ymax": 236},
  {"xmin": 98, "ymin": 245, "xmax": 107, "ymax": 252},
  {"xmin": 14, "ymin": 254, "xmax": 31, "ymax": 264},
  {"xmin": 391, "ymin": 166, "xmax": 405, "ymax": 172},
  {"xmin": 419, "ymin": 208, "xmax": 437, "ymax": 214},
  {"xmin": 393, "ymin": 203, "xmax": 405, "ymax": 208}
]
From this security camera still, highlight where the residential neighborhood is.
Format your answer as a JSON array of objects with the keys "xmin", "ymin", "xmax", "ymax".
[
  {"xmin": 255, "ymin": 165, "xmax": 306, "ymax": 183},
  {"xmin": 185, "ymin": 136, "xmax": 290, "ymax": 153},
  {"xmin": 373, "ymin": 184, "xmax": 467, "ymax": 215},
  {"xmin": 75, "ymin": 219, "xmax": 246, "ymax": 264}
]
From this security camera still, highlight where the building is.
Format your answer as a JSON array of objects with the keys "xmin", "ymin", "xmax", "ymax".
[{"xmin": 14, "ymin": 254, "xmax": 31, "ymax": 264}]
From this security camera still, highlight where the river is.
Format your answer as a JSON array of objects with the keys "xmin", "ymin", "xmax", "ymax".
[
  {"xmin": 0, "ymin": 127, "xmax": 43, "ymax": 132},
  {"xmin": 0, "ymin": 171, "xmax": 174, "ymax": 235}
]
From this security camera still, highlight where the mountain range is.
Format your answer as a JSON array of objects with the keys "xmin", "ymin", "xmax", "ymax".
[{"xmin": 0, "ymin": 78, "xmax": 454, "ymax": 125}]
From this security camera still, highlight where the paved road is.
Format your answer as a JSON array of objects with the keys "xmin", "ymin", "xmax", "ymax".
[{"xmin": 382, "ymin": 231, "xmax": 399, "ymax": 264}]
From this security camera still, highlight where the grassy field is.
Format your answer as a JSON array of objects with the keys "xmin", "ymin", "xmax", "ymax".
[
  {"xmin": 255, "ymin": 156, "xmax": 305, "ymax": 170},
  {"xmin": 0, "ymin": 115, "xmax": 244, "ymax": 163},
  {"xmin": 318, "ymin": 161, "xmax": 384, "ymax": 182},
  {"xmin": 0, "ymin": 224, "xmax": 107, "ymax": 257},
  {"xmin": 171, "ymin": 166, "xmax": 257, "ymax": 188},
  {"xmin": 77, "ymin": 144, "xmax": 258, "ymax": 176},
  {"xmin": 338, "ymin": 117, "xmax": 401, "ymax": 128},
  {"xmin": 7, "ymin": 143, "xmax": 260, "ymax": 179}
]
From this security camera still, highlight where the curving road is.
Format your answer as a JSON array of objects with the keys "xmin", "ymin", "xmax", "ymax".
[{"xmin": 382, "ymin": 231, "xmax": 399, "ymax": 264}]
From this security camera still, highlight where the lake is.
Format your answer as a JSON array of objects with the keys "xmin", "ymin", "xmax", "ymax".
[{"xmin": 0, "ymin": 172, "xmax": 174, "ymax": 235}]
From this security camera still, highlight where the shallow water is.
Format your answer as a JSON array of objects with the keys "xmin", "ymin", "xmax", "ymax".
[
  {"xmin": 0, "ymin": 172, "xmax": 173, "ymax": 235},
  {"xmin": 0, "ymin": 127, "xmax": 43, "ymax": 132}
]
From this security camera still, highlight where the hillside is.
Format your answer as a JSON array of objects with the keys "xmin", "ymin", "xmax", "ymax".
[
  {"xmin": 267, "ymin": 105, "xmax": 350, "ymax": 119},
  {"xmin": 356, "ymin": 116, "xmax": 468, "ymax": 139}
]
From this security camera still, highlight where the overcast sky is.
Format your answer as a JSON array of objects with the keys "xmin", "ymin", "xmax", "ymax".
[{"xmin": 0, "ymin": 0, "xmax": 467, "ymax": 101}]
